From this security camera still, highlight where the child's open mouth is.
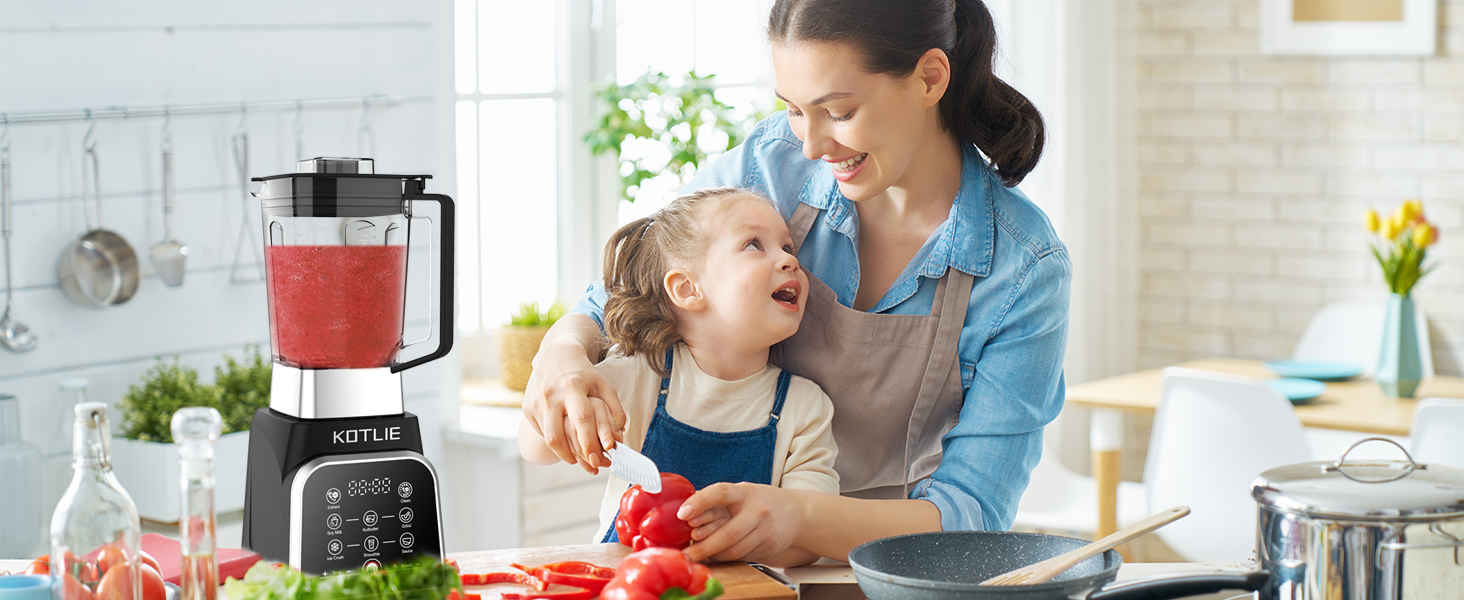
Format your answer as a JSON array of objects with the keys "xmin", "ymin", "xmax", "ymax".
[{"xmin": 772, "ymin": 284, "xmax": 800, "ymax": 307}]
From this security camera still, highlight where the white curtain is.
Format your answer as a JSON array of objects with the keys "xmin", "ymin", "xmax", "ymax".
[{"xmin": 986, "ymin": 0, "xmax": 1137, "ymax": 386}]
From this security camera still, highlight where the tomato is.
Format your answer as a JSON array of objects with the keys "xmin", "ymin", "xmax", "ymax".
[
  {"xmin": 97, "ymin": 546, "xmax": 127, "ymax": 577},
  {"xmin": 25, "ymin": 554, "xmax": 49, "ymax": 575},
  {"xmin": 61, "ymin": 573, "xmax": 95, "ymax": 600},
  {"xmin": 138, "ymin": 551, "xmax": 162, "ymax": 578},
  {"xmin": 95, "ymin": 563, "xmax": 167, "ymax": 600}
]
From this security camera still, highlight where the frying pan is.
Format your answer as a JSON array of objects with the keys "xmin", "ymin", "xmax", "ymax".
[
  {"xmin": 58, "ymin": 132, "xmax": 139, "ymax": 307},
  {"xmin": 849, "ymin": 531, "xmax": 1268, "ymax": 600}
]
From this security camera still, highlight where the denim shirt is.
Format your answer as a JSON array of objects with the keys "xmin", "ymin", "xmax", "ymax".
[{"xmin": 573, "ymin": 112, "xmax": 1071, "ymax": 532}]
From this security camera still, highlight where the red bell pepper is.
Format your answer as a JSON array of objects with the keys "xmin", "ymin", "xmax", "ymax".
[
  {"xmin": 459, "ymin": 571, "xmax": 547, "ymax": 590},
  {"xmin": 600, "ymin": 548, "xmax": 722, "ymax": 600},
  {"xmin": 500, "ymin": 589, "xmax": 596, "ymax": 600},
  {"xmin": 616, "ymin": 473, "xmax": 698, "ymax": 549},
  {"xmin": 512, "ymin": 561, "xmax": 617, "ymax": 594}
]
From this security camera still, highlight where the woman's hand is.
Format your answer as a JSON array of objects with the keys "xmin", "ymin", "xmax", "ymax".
[
  {"xmin": 677, "ymin": 482, "xmax": 805, "ymax": 563},
  {"xmin": 522, "ymin": 314, "xmax": 626, "ymax": 474}
]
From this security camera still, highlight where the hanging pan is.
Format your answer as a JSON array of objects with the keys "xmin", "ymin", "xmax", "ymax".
[{"xmin": 58, "ymin": 119, "xmax": 139, "ymax": 307}]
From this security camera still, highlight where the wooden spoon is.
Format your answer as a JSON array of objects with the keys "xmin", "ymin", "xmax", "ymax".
[{"xmin": 980, "ymin": 505, "xmax": 1191, "ymax": 586}]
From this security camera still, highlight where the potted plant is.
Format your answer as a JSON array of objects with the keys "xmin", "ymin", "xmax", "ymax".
[
  {"xmin": 497, "ymin": 301, "xmax": 567, "ymax": 391},
  {"xmin": 110, "ymin": 346, "xmax": 271, "ymax": 522},
  {"xmin": 1364, "ymin": 199, "xmax": 1440, "ymax": 398},
  {"xmin": 585, "ymin": 70, "xmax": 766, "ymax": 203}
]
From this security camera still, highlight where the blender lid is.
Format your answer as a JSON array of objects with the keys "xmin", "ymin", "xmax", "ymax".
[
  {"xmin": 298, "ymin": 157, "xmax": 375, "ymax": 174},
  {"xmin": 252, "ymin": 157, "xmax": 433, "ymax": 217},
  {"xmin": 1253, "ymin": 458, "xmax": 1464, "ymax": 520}
]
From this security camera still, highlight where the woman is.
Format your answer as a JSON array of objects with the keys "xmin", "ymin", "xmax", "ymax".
[{"xmin": 522, "ymin": 0, "xmax": 1070, "ymax": 563}]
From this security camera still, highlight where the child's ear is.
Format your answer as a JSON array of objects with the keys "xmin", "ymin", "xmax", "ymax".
[{"xmin": 664, "ymin": 269, "xmax": 706, "ymax": 312}]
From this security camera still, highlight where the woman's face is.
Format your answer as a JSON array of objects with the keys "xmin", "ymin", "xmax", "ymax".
[{"xmin": 771, "ymin": 41, "xmax": 943, "ymax": 202}]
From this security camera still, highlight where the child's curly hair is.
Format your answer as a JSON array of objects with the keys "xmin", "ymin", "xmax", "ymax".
[{"xmin": 602, "ymin": 187, "xmax": 768, "ymax": 376}]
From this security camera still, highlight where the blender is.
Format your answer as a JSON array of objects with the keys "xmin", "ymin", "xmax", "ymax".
[{"xmin": 243, "ymin": 157, "xmax": 453, "ymax": 574}]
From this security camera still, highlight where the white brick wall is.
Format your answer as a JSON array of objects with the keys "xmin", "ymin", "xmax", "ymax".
[{"xmin": 1133, "ymin": 0, "xmax": 1464, "ymax": 374}]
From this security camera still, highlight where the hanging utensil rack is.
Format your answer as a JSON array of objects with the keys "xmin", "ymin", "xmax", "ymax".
[{"xmin": 0, "ymin": 95, "xmax": 425, "ymax": 124}]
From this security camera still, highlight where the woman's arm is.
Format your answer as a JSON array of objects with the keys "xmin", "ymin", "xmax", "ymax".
[
  {"xmin": 521, "ymin": 312, "xmax": 625, "ymax": 474},
  {"xmin": 679, "ymin": 485, "xmax": 941, "ymax": 563}
]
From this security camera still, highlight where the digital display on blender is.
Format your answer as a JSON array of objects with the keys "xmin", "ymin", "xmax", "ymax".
[{"xmin": 347, "ymin": 478, "xmax": 393, "ymax": 496}]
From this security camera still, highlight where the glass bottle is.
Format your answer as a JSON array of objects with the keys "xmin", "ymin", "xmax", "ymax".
[
  {"xmin": 0, "ymin": 393, "xmax": 44, "ymax": 558},
  {"xmin": 50, "ymin": 402, "xmax": 140, "ymax": 600},
  {"xmin": 173, "ymin": 407, "xmax": 222, "ymax": 600}
]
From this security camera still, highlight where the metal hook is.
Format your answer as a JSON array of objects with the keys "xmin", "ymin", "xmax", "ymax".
[
  {"xmin": 293, "ymin": 100, "xmax": 306, "ymax": 161},
  {"xmin": 1, "ymin": 114, "xmax": 9, "ymax": 149},
  {"xmin": 82, "ymin": 109, "xmax": 96, "ymax": 151},
  {"xmin": 161, "ymin": 107, "xmax": 172, "ymax": 149},
  {"xmin": 357, "ymin": 98, "xmax": 375, "ymax": 157},
  {"xmin": 235, "ymin": 103, "xmax": 248, "ymax": 135}
]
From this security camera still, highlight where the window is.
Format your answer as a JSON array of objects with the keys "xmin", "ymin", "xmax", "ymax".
[
  {"xmin": 454, "ymin": 0, "xmax": 776, "ymax": 332},
  {"xmin": 455, "ymin": 0, "xmax": 562, "ymax": 332}
]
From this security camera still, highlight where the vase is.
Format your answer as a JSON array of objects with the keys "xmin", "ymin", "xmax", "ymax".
[
  {"xmin": 496, "ymin": 325, "xmax": 550, "ymax": 391},
  {"xmin": 1376, "ymin": 293, "xmax": 1423, "ymax": 398}
]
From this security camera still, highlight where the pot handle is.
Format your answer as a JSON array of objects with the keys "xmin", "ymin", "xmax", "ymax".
[
  {"xmin": 1379, "ymin": 524, "xmax": 1464, "ymax": 567},
  {"xmin": 1086, "ymin": 571, "xmax": 1269, "ymax": 600},
  {"xmin": 1325, "ymin": 437, "xmax": 1425, "ymax": 483}
]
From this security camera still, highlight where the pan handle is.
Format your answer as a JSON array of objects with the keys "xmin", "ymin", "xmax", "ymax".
[{"xmin": 1085, "ymin": 571, "xmax": 1268, "ymax": 600}]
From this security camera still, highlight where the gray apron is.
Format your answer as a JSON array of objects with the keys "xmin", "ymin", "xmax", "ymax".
[{"xmin": 780, "ymin": 202, "xmax": 974, "ymax": 499}]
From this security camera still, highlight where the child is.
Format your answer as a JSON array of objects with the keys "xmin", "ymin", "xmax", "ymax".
[{"xmin": 518, "ymin": 187, "xmax": 838, "ymax": 566}]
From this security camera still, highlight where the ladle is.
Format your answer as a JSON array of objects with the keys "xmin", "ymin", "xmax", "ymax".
[
  {"xmin": 149, "ymin": 110, "xmax": 188, "ymax": 286},
  {"xmin": 1, "ymin": 122, "xmax": 39, "ymax": 353}
]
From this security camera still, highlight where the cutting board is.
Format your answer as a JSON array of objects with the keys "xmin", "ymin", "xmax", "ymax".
[{"xmin": 449, "ymin": 544, "xmax": 796, "ymax": 600}]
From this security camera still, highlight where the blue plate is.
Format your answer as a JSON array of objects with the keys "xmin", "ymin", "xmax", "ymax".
[
  {"xmin": 1267, "ymin": 378, "xmax": 1328, "ymax": 405},
  {"xmin": 1263, "ymin": 359, "xmax": 1364, "ymax": 381}
]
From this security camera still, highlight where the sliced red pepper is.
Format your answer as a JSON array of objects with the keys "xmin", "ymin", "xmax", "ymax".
[
  {"xmin": 446, "ymin": 590, "xmax": 481, "ymax": 600},
  {"xmin": 533, "ymin": 561, "xmax": 617, "ymax": 579},
  {"xmin": 446, "ymin": 558, "xmax": 460, "ymax": 571},
  {"xmin": 460, "ymin": 571, "xmax": 546, "ymax": 589},
  {"xmin": 500, "ymin": 587, "xmax": 595, "ymax": 600},
  {"xmin": 537, "ymin": 571, "xmax": 612, "ymax": 594}
]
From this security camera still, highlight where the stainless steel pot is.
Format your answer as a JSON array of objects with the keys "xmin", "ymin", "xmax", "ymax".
[
  {"xmin": 57, "ymin": 136, "xmax": 138, "ymax": 307},
  {"xmin": 1252, "ymin": 438, "xmax": 1464, "ymax": 600}
]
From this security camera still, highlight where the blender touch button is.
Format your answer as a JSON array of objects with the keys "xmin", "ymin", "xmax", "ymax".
[
  {"xmin": 327, "ymin": 488, "xmax": 341, "ymax": 504},
  {"xmin": 363, "ymin": 510, "xmax": 378, "ymax": 526},
  {"xmin": 364, "ymin": 536, "xmax": 379, "ymax": 552},
  {"xmin": 398, "ymin": 482, "xmax": 413, "ymax": 498},
  {"xmin": 364, "ymin": 560, "xmax": 382, "ymax": 572},
  {"xmin": 328, "ymin": 539, "xmax": 343, "ymax": 556},
  {"xmin": 399, "ymin": 533, "xmax": 414, "ymax": 549},
  {"xmin": 399, "ymin": 508, "xmax": 413, "ymax": 523},
  {"xmin": 327, "ymin": 514, "xmax": 342, "ymax": 529}
]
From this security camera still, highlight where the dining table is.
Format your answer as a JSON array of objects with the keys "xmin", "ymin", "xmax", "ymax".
[{"xmin": 1065, "ymin": 358, "xmax": 1464, "ymax": 539}]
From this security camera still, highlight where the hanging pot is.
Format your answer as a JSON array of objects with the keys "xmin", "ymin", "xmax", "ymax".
[
  {"xmin": 1252, "ymin": 438, "xmax": 1464, "ymax": 600},
  {"xmin": 57, "ymin": 140, "xmax": 139, "ymax": 307}
]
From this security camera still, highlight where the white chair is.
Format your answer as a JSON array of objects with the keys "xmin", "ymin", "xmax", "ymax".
[
  {"xmin": 1144, "ymin": 368, "xmax": 1313, "ymax": 563},
  {"xmin": 1292, "ymin": 299, "xmax": 1433, "ymax": 378},
  {"xmin": 1294, "ymin": 300, "xmax": 1430, "ymax": 461},
  {"xmin": 1411, "ymin": 397, "xmax": 1464, "ymax": 468},
  {"xmin": 1015, "ymin": 414, "xmax": 1149, "ymax": 536}
]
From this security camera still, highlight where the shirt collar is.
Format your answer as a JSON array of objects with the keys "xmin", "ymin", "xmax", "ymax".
[{"xmin": 799, "ymin": 143, "xmax": 995, "ymax": 279}]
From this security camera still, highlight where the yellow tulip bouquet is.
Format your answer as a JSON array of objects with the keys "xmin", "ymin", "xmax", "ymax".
[{"xmin": 1365, "ymin": 199, "xmax": 1439, "ymax": 298}]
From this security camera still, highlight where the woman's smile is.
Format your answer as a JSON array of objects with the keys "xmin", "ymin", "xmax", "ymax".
[{"xmin": 829, "ymin": 153, "xmax": 869, "ymax": 181}]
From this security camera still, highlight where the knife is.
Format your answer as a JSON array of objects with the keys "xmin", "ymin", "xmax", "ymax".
[{"xmin": 606, "ymin": 444, "xmax": 662, "ymax": 493}]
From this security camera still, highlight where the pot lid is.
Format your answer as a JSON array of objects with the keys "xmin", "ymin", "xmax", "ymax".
[{"xmin": 1253, "ymin": 439, "xmax": 1464, "ymax": 521}]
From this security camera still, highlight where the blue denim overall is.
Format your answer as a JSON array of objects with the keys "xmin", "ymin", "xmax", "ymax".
[{"xmin": 602, "ymin": 348, "xmax": 793, "ymax": 543}]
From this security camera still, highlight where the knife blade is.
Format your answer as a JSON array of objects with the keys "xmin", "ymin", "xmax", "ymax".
[{"xmin": 606, "ymin": 444, "xmax": 662, "ymax": 493}]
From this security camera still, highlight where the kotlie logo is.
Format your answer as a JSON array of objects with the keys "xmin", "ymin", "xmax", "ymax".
[{"xmin": 333, "ymin": 426, "xmax": 402, "ymax": 444}]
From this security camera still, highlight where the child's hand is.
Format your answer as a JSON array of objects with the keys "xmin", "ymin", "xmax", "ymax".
[
  {"xmin": 684, "ymin": 505, "xmax": 731, "ymax": 543},
  {"xmin": 678, "ymin": 482, "xmax": 802, "ymax": 563},
  {"xmin": 522, "ymin": 338, "xmax": 627, "ymax": 474}
]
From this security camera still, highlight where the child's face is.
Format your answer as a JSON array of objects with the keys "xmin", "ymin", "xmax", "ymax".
[{"xmin": 693, "ymin": 196, "xmax": 808, "ymax": 349}]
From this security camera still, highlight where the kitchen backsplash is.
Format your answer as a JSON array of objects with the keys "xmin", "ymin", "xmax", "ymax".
[{"xmin": 0, "ymin": 0, "xmax": 457, "ymax": 557}]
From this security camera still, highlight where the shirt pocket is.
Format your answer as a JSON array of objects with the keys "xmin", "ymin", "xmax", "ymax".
[{"xmin": 960, "ymin": 360, "xmax": 975, "ymax": 390}]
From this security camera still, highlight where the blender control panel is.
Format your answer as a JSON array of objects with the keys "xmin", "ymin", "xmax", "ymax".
[{"xmin": 295, "ymin": 453, "xmax": 441, "ymax": 574}]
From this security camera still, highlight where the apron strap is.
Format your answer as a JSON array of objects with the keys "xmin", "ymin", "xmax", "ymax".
[
  {"xmin": 789, "ymin": 202, "xmax": 819, "ymax": 250},
  {"xmin": 901, "ymin": 269, "xmax": 975, "ymax": 489},
  {"xmin": 767, "ymin": 370, "xmax": 792, "ymax": 426},
  {"xmin": 656, "ymin": 347, "xmax": 674, "ymax": 409}
]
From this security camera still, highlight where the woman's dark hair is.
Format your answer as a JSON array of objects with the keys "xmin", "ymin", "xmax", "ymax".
[{"xmin": 768, "ymin": 0, "xmax": 1044, "ymax": 186}]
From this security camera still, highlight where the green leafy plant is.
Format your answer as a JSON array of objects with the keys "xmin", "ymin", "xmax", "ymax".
[
  {"xmin": 118, "ymin": 346, "xmax": 273, "ymax": 443},
  {"xmin": 584, "ymin": 70, "xmax": 765, "ymax": 203},
  {"xmin": 508, "ymin": 301, "xmax": 568, "ymax": 327}
]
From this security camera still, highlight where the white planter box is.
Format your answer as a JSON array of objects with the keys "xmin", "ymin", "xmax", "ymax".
[{"xmin": 110, "ymin": 431, "xmax": 250, "ymax": 523}]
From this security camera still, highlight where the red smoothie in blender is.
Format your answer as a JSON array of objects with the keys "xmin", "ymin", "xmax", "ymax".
[{"xmin": 266, "ymin": 245, "xmax": 408, "ymax": 369}]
